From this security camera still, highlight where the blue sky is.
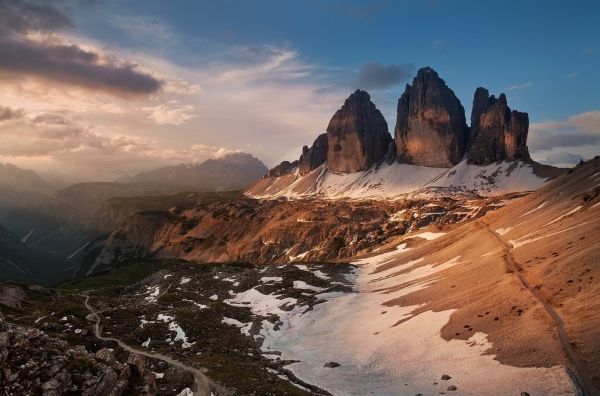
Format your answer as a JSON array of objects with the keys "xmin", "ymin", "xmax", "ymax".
[
  {"xmin": 0, "ymin": 0, "xmax": 598, "ymax": 179},
  {"xmin": 75, "ymin": 0, "xmax": 599, "ymax": 121}
]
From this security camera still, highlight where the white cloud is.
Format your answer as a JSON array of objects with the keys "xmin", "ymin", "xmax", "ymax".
[
  {"xmin": 506, "ymin": 82, "xmax": 533, "ymax": 91},
  {"xmin": 142, "ymin": 100, "xmax": 195, "ymax": 125}
]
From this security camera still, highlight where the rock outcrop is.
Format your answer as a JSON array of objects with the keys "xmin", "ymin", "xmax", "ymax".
[
  {"xmin": 467, "ymin": 88, "xmax": 530, "ymax": 165},
  {"xmin": 394, "ymin": 67, "xmax": 469, "ymax": 167},
  {"xmin": 266, "ymin": 160, "xmax": 298, "ymax": 178},
  {"xmin": 298, "ymin": 133, "xmax": 328, "ymax": 175},
  {"xmin": 326, "ymin": 90, "xmax": 392, "ymax": 173},
  {"xmin": 0, "ymin": 323, "xmax": 155, "ymax": 395}
]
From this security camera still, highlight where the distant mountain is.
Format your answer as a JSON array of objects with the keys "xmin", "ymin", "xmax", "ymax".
[
  {"xmin": 120, "ymin": 153, "xmax": 269, "ymax": 191},
  {"xmin": 0, "ymin": 163, "xmax": 52, "ymax": 194}
]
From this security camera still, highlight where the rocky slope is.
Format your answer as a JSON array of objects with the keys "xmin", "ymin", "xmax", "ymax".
[
  {"xmin": 325, "ymin": 90, "xmax": 392, "ymax": 172},
  {"xmin": 121, "ymin": 153, "xmax": 268, "ymax": 191},
  {"xmin": 89, "ymin": 190, "xmax": 522, "ymax": 273},
  {"xmin": 468, "ymin": 88, "xmax": 530, "ymax": 164},
  {"xmin": 394, "ymin": 67, "xmax": 469, "ymax": 167}
]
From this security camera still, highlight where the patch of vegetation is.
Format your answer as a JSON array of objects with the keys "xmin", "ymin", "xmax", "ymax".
[{"xmin": 56, "ymin": 260, "xmax": 171, "ymax": 292}]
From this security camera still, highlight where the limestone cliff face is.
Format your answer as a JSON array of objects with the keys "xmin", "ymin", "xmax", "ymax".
[
  {"xmin": 394, "ymin": 67, "xmax": 469, "ymax": 167},
  {"xmin": 299, "ymin": 133, "xmax": 328, "ymax": 175},
  {"xmin": 326, "ymin": 90, "xmax": 392, "ymax": 173},
  {"xmin": 467, "ymin": 88, "xmax": 530, "ymax": 165}
]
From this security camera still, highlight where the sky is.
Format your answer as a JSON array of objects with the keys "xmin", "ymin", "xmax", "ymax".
[{"xmin": 0, "ymin": 0, "xmax": 599, "ymax": 181}]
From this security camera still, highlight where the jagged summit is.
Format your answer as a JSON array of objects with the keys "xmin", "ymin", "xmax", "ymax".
[
  {"xmin": 394, "ymin": 67, "xmax": 469, "ymax": 167},
  {"xmin": 254, "ymin": 67, "xmax": 554, "ymax": 199},
  {"xmin": 326, "ymin": 89, "xmax": 392, "ymax": 173},
  {"xmin": 467, "ymin": 88, "xmax": 530, "ymax": 165}
]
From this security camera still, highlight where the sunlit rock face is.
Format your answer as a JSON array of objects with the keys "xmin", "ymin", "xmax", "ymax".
[
  {"xmin": 467, "ymin": 88, "xmax": 530, "ymax": 165},
  {"xmin": 326, "ymin": 90, "xmax": 392, "ymax": 173},
  {"xmin": 394, "ymin": 67, "xmax": 469, "ymax": 168}
]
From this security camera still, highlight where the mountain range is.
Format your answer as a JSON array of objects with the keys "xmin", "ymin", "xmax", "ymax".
[
  {"xmin": 118, "ymin": 152, "xmax": 268, "ymax": 191},
  {"xmin": 251, "ymin": 67, "xmax": 562, "ymax": 199}
]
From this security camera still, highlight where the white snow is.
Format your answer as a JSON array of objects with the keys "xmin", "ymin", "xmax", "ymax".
[
  {"xmin": 252, "ymin": 240, "xmax": 574, "ymax": 395},
  {"xmin": 224, "ymin": 287, "xmax": 297, "ymax": 317},
  {"xmin": 293, "ymin": 281, "xmax": 325, "ymax": 292},
  {"xmin": 260, "ymin": 276, "xmax": 283, "ymax": 283},
  {"xmin": 176, "ymin": 387, "xmax": 193, "ymax": 396},
  {"xmin": 180, "ymin": 277, "xmax": 191, "ymax": 284},
  {"xmin": 495, "ymin": 227, "xmax": 514, "ymax": 236},
  {"xmin": 248, "ymin": 160, "xmax": 548, "ymax": 200},
  {"xmin": 222, "ymin": 317, "xmax": 253, "ymax": 336},
  {"xmin": 164, "ymin": 274, "xmax": 172, "ymax": 279},
  {"xmin": 520, "ymin": 200, "xmax": 549, "ymax": 217},
  {"xmin": 157, "ymin": 314, "xmax": 194, "ymax": 348},
  {"xmin": 294, "ymin": 264, "xmax": 309, "ymax": 271},
  {"xmin": 157, "ymin": 314, "xmax": 174, "ymax": 322},
  {"xmin": 153, "ymin": 372, "xmax": 164, "ymax": 379},
  {"xmin": 21, "ymin": 228, "xmax": 35, "ymax": 243},
  {"xmin": 209, "ymin": 294, "xmax": 219, "ymax": 301},
  {"xmin": 142, "ymin": 338, "xmax": 151, "ymax": 347},
  {"xmin": 313, "ymin": 270, "xmax": 330, "ymax": 280},
  {"xmin": 145, "ymin": 286, "xmax": 160, "ymax": 303},
  {"xmin": 545, "ymin": 206, "xmax": 582, "ymax": 226},
  {"xmin": 412, "ymin": 231, "xmax": 446, "ymax": 240},
  {"xmin": 182, "ymin": 299, "xmax": 208, "ymax": 309},
  {"xmin": 66, "ymin": 242, "xmax": 91, "ymax": 259}
]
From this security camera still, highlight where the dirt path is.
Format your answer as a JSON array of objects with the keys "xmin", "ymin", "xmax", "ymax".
[
  {"xmin": 83, "ymin": 295, "xmax": 213, "ymax": 396},
  {"xmin": 479, "ymin": 220, "xmax": 598, "ymax": 396}
]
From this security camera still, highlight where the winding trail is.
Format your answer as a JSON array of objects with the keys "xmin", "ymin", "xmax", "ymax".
[
  {"xmin": 479, "ymin": 220, "xmax": 598, "ymax": 396},
  {"xmin": 84, "ymin": 295, "xmax": 213, "ymax": 396}
]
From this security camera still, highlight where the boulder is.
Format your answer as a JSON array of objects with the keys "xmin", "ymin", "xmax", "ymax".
[
  {"xmin": 467, "ymin": 89, "xmax": 530, "ymax": 164},
  {"xmin": 326, "ymin": 89, "xmax": 392, "ymax": 172},
  {"xmin": 394, "ymin": 67, "xmax": 469, "ymax": 167}
]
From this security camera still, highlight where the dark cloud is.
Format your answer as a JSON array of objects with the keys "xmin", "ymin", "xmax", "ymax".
[
  {"xmin": 0, "ymin": 0, "xmax": 71, "ymax": 35},
  {"xmin": 0, "ymin": 0, "xmax": 162, "ymax": 95},
  {"xmin": 356, "ymin": 62, "xmax": 414, "ymax": 90},
  {"xmin": 542, "ymin": 152, "xmax": 583, "ymax": 165},
  {"xmin": 0, "ymin": 35, "xmax": 163, "ymax": 95},
  {"xmin": 0, "ymin": 106, "xmax": 24, "ymax": 121}
]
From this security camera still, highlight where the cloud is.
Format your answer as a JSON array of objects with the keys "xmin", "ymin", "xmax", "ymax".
[
  {"xmin": 529, "ymin": 111, "xmax": 600, "ymax": 151},
  {"xmin": 355, "ymin": 62, "xmax": 414, "ymax": 90},
  {"xmin": 566, "ymin": 72, "xmax": 578, "ymax": 79},
  {"xmin": 0, "ymin": 109, "xmax": 241, "ymax": 179},
  {"xmin": 0, "ymin": 0, "xmax": 71, "ymax": 35},
  {"xmin": 0, "ymin": 35, "xmax": 163, "ymax": 95},
  {"xmin": 0, "ymin": 0, "xmax": 163, "ymax": 96},
  {"xmin": 142, "ymin": 101, "xmax": 195, "ymax": 125},
  {"xmin": 506, "ymin": 82, "xmax": 533, "ymax": 91},
  {"xmin": 542, "ymin": 152, "xmax": 583, "ymax": 166},
  {"xmin": 0, "ymin": 106, "xmax": 24, "ymax": 121}
]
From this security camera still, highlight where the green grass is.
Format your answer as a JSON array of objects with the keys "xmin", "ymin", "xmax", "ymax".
[{"xmin": 56, "ymin": 260, "xmax": 169, "ymax": 292}]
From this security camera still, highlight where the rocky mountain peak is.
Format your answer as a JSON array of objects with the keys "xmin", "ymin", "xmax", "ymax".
[
  {"xmin": 299, "ymin": 133, "xmax": 328, "ymax": 175},
  {"xmin": 394, "ymin": 66, "xmax": 469, "ymax": 167},
  {"xmin": 467, "ymin": 88, "xmax": 530, "ymax": 165},
  {"xmin": 326, "ymin": 89, "xmax": 391, "ymax": 173}
]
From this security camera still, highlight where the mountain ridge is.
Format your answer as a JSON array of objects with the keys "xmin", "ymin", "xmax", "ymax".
[{"xmin": 251, "ymin": 66, "xmax": 547, "ymax": 200}]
